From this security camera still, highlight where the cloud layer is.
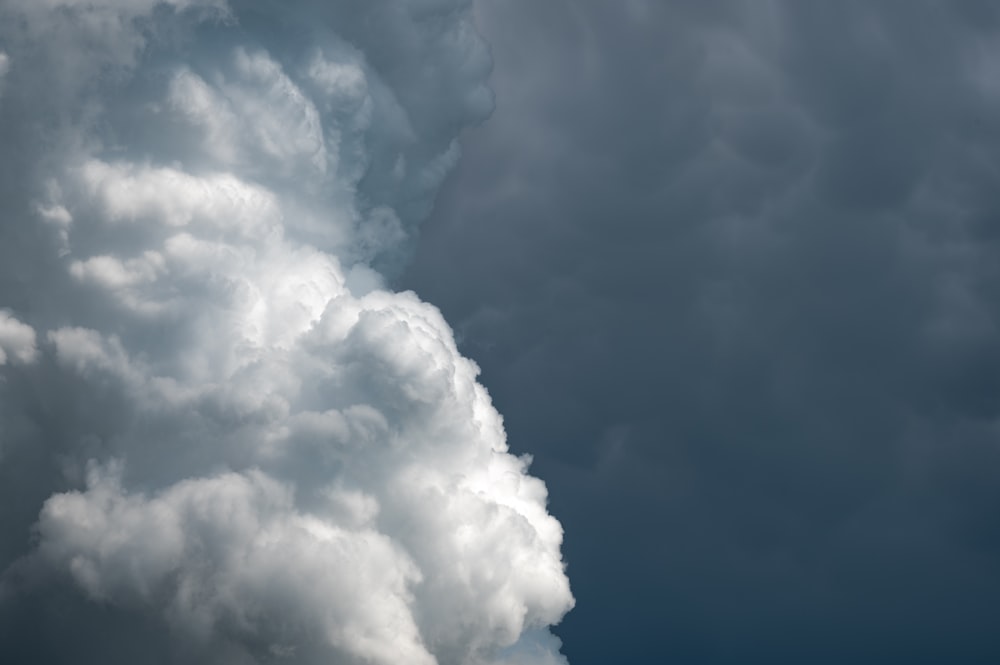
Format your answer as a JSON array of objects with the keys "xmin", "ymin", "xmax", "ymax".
[
  {"xmin": 404, "ymin": 1, "xmax": 1000, "ymax": 663},
  {"xmin": 0, "ymin": 2, "xmax": 572, "ymax": 663}
]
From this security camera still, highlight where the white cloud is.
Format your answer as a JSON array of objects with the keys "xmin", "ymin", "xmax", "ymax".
[
  {"xmin": 79, "ymin": 160, "xmax": 283, "ymax": 237},
  {"xmin": 0, "ymin": 51, "xmax": 9, "ymax": 98},
  {"xmin": 0, "ymin": 1, "xmax": 573, "ymax": 663},
  {"xmin": 0, "ymin": 311, "xmax": 37, "ymax": 366},
  {"xmin": 168, "ymin": 50, "xmax": 330, "ymax": 179},
  {"xmin": 39, "ymin": 463, "xmax": 436, "ymax": 665}
]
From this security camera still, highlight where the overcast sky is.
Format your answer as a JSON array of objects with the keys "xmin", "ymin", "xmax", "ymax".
[
  {"xmin": 403, "ymin": 1, "xmax": 1000, "ymax": 663},
  {"xmin": 3, "ymin": 1, "xmax": 1000, "ymax": 664}
]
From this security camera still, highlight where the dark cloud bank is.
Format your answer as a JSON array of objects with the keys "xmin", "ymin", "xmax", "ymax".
[{"xmin": 403, "ymin": 1, "xmax": 1000, "ymax": 663}]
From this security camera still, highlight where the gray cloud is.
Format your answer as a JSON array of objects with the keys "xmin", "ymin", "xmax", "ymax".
[
  {"xmin": 0, "ymin": 1, "xmax": 572, "ymax": 663},
  {"xmin": 404, "ymin": 1, "xmax": 1000, "ymax": 663}
]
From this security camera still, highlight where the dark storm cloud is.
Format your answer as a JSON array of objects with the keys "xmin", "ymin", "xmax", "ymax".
[{"xmin": 403, "ymin": 1, "xmax": 1000, "ymax": 662}]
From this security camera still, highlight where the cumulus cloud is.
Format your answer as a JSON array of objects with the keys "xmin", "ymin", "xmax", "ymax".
[
  {"xmin": 0, "ymin": 311, "xmax": 37, "ymax": 366},
  {"xmin": 0, "ymin": 1, "xmax": 572, "ymax": 663}
]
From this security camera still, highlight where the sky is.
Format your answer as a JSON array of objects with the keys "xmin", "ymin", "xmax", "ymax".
[
  {"xmin": 402, "ymin": 1, "xmax": 1000, "ymax": 664},
  {"xmin": 2, "ymin": 1, "xmax": 1000, "ymax": 664}
]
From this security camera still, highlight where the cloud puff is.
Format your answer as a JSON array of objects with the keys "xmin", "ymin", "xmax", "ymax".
[
  {"xmin": 0, "ymin": 311, "xmax": 37, "ymax": 367},
  {"xmin": 0, "ymin": 51, "xmax": 8, "ymax": 97},
  {"xmin": 0, "ymin": 1, "xmax": 572, "ymax": 663}
]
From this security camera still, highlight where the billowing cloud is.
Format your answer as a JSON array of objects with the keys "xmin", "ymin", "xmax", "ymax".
[{"xmin": 0, "ymin": 1, "xmax": 572, "ymax": 663}]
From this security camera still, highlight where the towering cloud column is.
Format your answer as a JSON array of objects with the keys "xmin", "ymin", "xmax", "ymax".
[{"xmin": 0, "ymin": 1, "xmax": 573, "ymax": 663}]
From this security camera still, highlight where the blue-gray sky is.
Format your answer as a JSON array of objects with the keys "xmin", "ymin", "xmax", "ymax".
[{"xmin": 403, "ymin": 1, "xmax": 1000, "ymax": 663}]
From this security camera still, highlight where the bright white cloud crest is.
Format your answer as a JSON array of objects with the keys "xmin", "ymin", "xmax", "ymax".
[{"xmin": 0, "ymin": 1, "xmax": 572, "ymax": 664}]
